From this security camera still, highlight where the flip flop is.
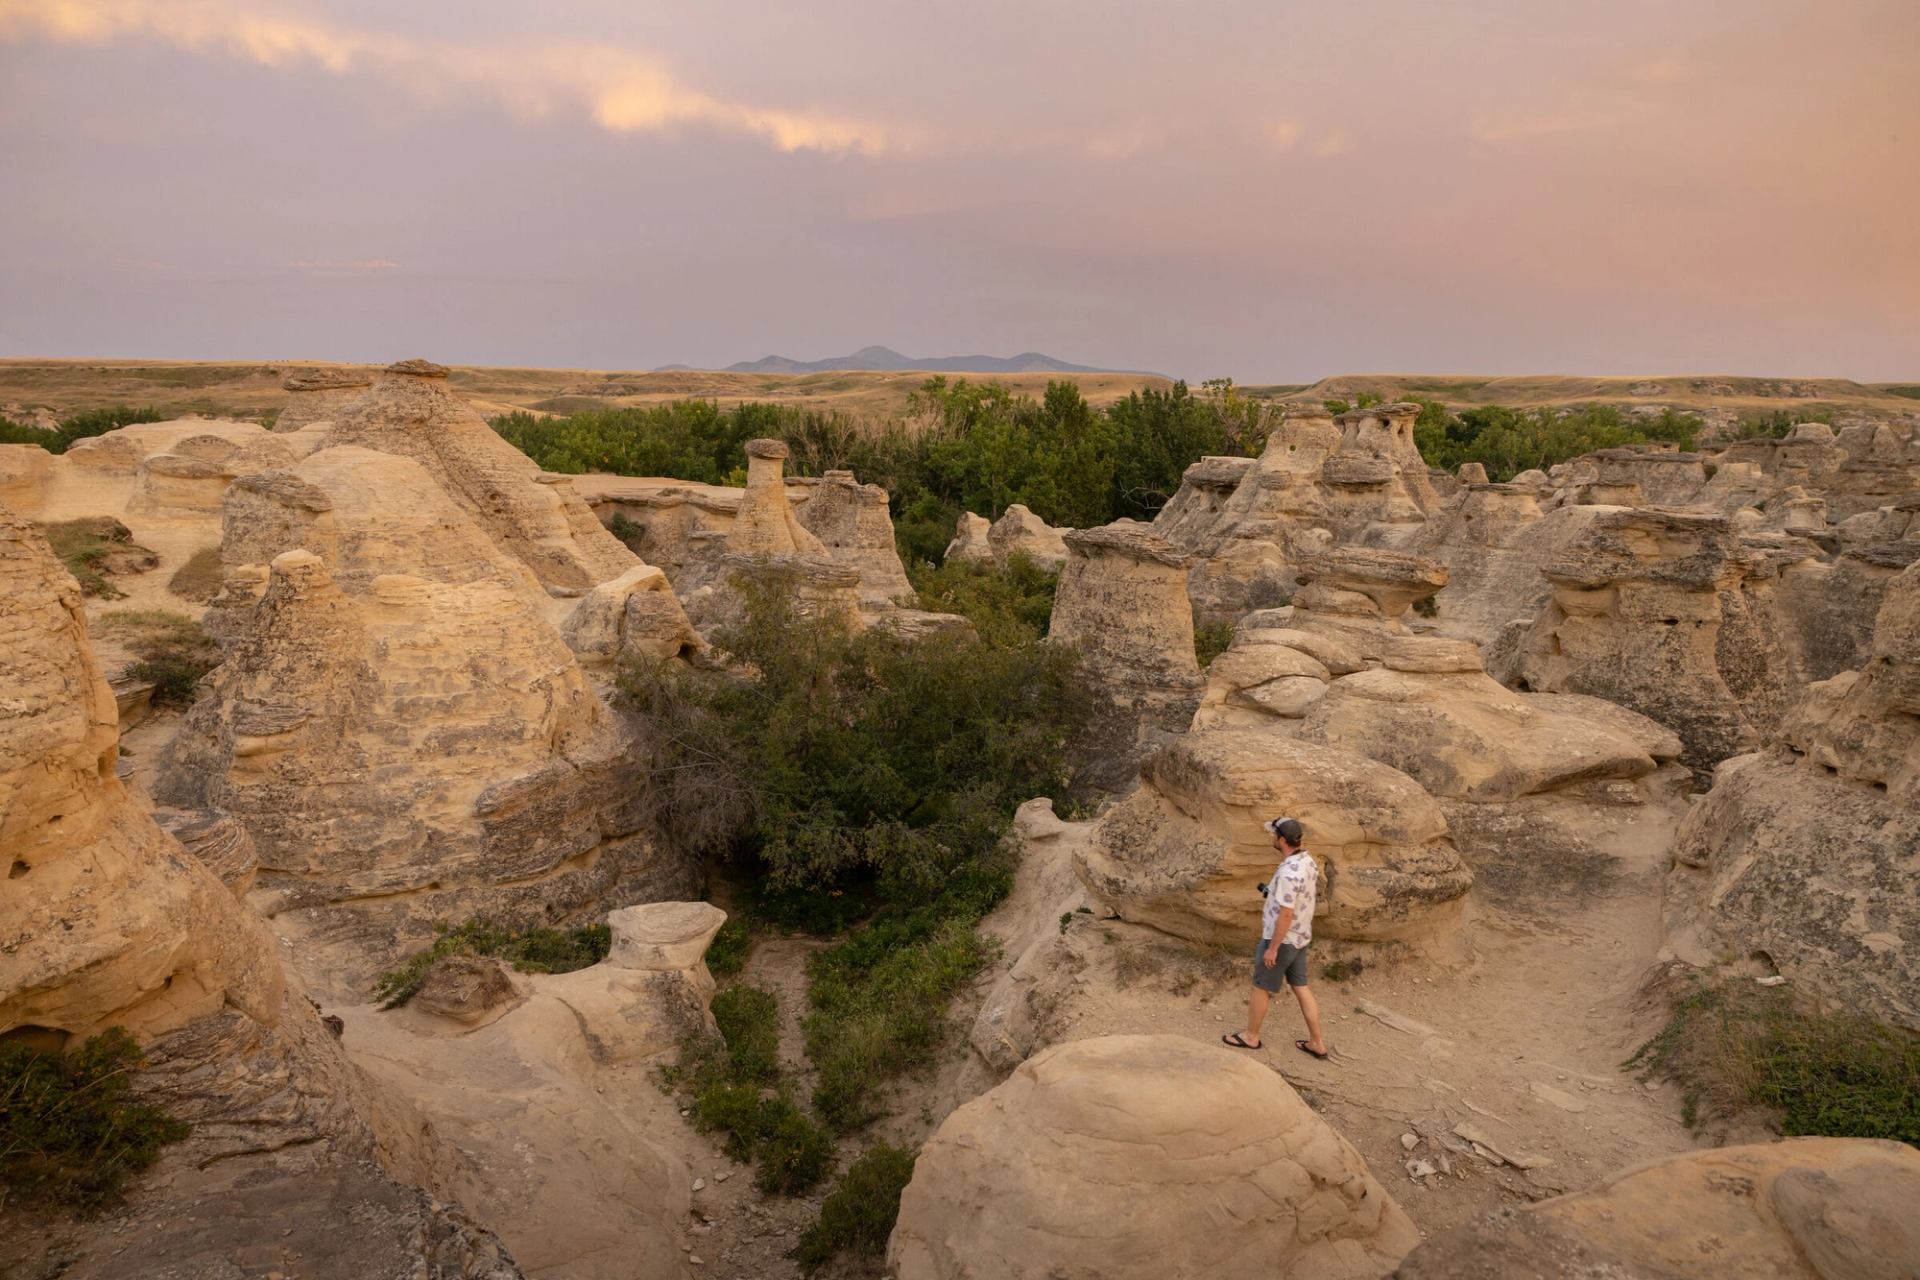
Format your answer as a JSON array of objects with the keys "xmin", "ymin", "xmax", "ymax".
[
  {"xmin": 1295, "ymin": 1039, "xmax": 1330, "ymax": 1060},
  {"xmin": 1221, "ymin": 1032, "xmax": 1261, "ymax": 1050}
]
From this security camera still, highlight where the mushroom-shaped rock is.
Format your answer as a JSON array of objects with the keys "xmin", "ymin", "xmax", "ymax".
[
  {"xmin": 1077, "ymin": 730, "xmax": 1472, "ymax": 949},
  {"xmin": 889, "ymin": 1035, "xmax": 1419, "ymax": 1280},
  {"xmin": 607, "ymin": 901, "xmax": 728, "ymax": 971},
  {"xmin": 728, "ymin": 438, "xmax": 826, "ymax": 558},
  {"xmin": 1392, "ymin": 1138, "xmax": 1920, "ymax": 1280}
]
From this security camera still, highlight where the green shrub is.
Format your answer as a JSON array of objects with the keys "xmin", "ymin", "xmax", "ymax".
[
  {"xmin": 97, "ymin": 610, "xmax": 220, "ymax": 708},
  {"xmin": 375, "ymin": 917, "xmax": 611, "ymax": 1008},
  {"xmin": 1626, "ymin": 979, "xmax": 1919, "ymax": 1143},
  {"xmin": 807, "ymin": 913, "xmax": 996, "ymax": 1132},
  {"xmin": 909, "ymin": 552, "xmax": 1059, "ymax": 644},
  {"xmin": 0, "ymin": 1027, "xmax": 190, "ymax": 1212},
  {"xmin": 0, "ymin": 417, "xmax": 59, "ymax": 448},
  {"xmin": 605, "ymin": 510, "xmax": 648, "ymax": 552},
  {"xmin": 1194, "ymin": 619, "xmax": 1235, "ymax": 668},
  {"xmin": 752, "ymin": 1097, "xmax": 837, "ymax": 1194},
  {"xmin": 705, "ymin": 917, "xmax": 752, "ymax": 977},
  {"xmin": 795, "ymin": 1142, "xmax": 918, "ymax": 1268},
  {"xmin": 1411, "ymin": 402, "xmax": 1702, "ymax": 481},
  {"xmin": 711, "ymin": 985, "xmax": 781, "ymax": 1085}
]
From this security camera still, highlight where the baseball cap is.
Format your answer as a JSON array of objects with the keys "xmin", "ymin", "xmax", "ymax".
[{"xmin": 1265, "ymin": 816, "xmax": 1304, "ymax": 843}]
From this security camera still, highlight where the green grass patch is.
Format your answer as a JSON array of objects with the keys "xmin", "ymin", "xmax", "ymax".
[
  {"xmin": 805, "ymin": 909, "xmax": 998, "ymax": 1133},
  {"xmin": 98, "ymin": 609, "xmax": 219, "ymax": 708},
  {"xmin": 0, "ymin": 1027, "xmax": 190, "ymax": 1213},
  {"xmin": 795, "ymin": 1142, "xmax": 917, "ymax": 1270},
  {"xmin": 711, "ymin": 986, "xmax": 781, "ymax": 1085},
  {"xmin": 1626, "ymin": 979, "xmax": 1919, "ymax": 1143},
  {"xmin": 39, "ymin": 518, "xmax": 156, "ymax": 599},
  {"xmin": 375, "ymin": 917, "xmax": 611, "ymax": 1008},
  {"xmin": 166, "ymin": 546, "xmax": 223, "ymax": 603},
  {"xmin": 705, "ymin": 917, "xmax": 753, "ymax": 978}
]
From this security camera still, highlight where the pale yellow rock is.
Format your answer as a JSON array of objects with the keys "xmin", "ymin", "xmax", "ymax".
[
  {"xmin": 889, "ymin": 1034, "xmax": 1419, "ymax": 1280},
  {"xmin": 987, "ymin": 502, "xmax": 1070, "ymax": 571},
  {"xmin": 606, "ymin": 901, "xmax": 728, "ymax": 972},
  {"xmin": 943, "ymin": 509, "xmax": 993, "ymax": 564},
  {"xmin": 1393, "ymin": 1138, "xmax": 1920, "ymax": 1280},
  {"xmin": 1077, "ymin": 730, "xmax": 1471, "ymax": 950},
  {"xmin": 321, "ymin": 359, "xmax": 637, "ymax": 590}
]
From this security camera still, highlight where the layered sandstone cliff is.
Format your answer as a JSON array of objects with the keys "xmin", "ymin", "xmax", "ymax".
[{"xmin": 0, "ymin": 504, "xmax": 522, "ymax": 1279}]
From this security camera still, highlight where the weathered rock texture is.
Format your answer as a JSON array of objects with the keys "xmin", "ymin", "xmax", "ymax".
[
  {"xmin": 320, "ymin": 359, "xmax": 637, "ymax": 591},
  {"xmin": 1078, "ymin": 730, "xmax": 1472, "ymax": 950},
  {"xmin": 790, "ymin": 467, "xmax": 915, "ymax": 604},
  {"xmin": 890, "ymin": 1035, "xmax": 1419, "ymax": 1280},
  {"xmin": 345, "ymin": 901, "xmax": 725, "ymax": 1280},
  {"xmin": 568, "ymin": 450, "xmax": 924, "ymax": 630},
  {"xmin": 276, "ymin": 367, "xmax": 374, "ymax": 431},
  {"xmin": 1665, "ymin": 558, "xmax": 1920, "ymax": 1030},
  {"xmin": 1495, "ymin": 507, "xmax": 1800, "ymax": 782},
  {"xmin": 943, "ymin": 509, "xmax": 994, "ymax": 564},
  {"xmin": 154, "ymin": 449, "xmax": 695, "ymax": 990},
  {"xmin": 0, "ymin": 503, "xmax": 523, "ymax": 1280},
  {"xmin": 988, "ymin": 503, "xmax": 1071, "ymax": 570},
  {"xmin": 1392, "ymin": 1138, "xmax": 1920, "ymax": 1280},
  {"xmin": 1049, "ymin": 520, "xmax": 1203, "ymax": 788},
  {"xmin": 1153, "ymin": 402, "xmax": 1442, "ymax": 621}
]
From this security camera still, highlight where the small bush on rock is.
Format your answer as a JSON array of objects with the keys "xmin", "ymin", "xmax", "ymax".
[
  {"xmin": 99, "ymin": 609, "xmax": 220, "ymax": 708},
  {"xmin": 0, "ymin": 1027, "xmax": 190, "ymax": 1212}
]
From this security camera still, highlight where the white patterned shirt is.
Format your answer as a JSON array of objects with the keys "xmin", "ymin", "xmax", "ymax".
[{"xmin": 1263, "ymin": 851, "xmax": 1318, "ymax": 946}]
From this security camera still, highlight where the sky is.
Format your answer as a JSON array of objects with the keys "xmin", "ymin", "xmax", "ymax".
[{"xmin": 0, "ymin": 0, "xmax": 1915, "ymax": 381}]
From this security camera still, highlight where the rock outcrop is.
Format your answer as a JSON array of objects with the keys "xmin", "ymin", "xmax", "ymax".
[
  {"xmin": 154, "ymin": 448, "xmax": 695, "ymax": 989},
  {"xmin": 890, "ymin": 1035, "xmax": 1419, "ymax": 1280},
  {"xmin": 276, "ymin": 367, "xmax": 374, "ymax": 431},
  {"xmin": 987, "ymin": 503, "xmax": 1070, "ymax": 570},
  {"xmin": 1392, "ymin": 1138, "xmax": 1920, "ymax": 1280},
  {"xmin": 1049, "ymin": 520, "xmax": 1203, "ymax": 787},
  {"xmin": 1665, "ymin": 558, "xmax": 1920, "ymax": 1030},
  {"xmin": 1495, "ymin": 507, "xmax": 1799, "ymax": 781},
  {"xmin": 1154, "ymin": 402, "xmax": 1442, "ymax": 621},
  {"xmin": 943, "ymin": 510, "xmax": 994, "ymax": 564},
  {"xmin": 1077, "ymin": 730, "xmax": 1472, "ymax": 951},
  {"xmin": 320, "ymin": 359, "xmax": 637, "ymax": 591},
  {"xmin": 0, "ymin": 503, "xmax": 523, "ymax": 1280},
  {"xmin": 789, "ymin": 467, "xmax": 914, "ymax": 604}
]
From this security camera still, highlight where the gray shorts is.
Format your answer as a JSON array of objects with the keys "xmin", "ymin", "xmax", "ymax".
[{"xmin": 1252, "ymin": 937, "xmax": 1309, "ymax": 992}]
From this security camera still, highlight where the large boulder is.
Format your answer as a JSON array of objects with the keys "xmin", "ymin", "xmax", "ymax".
[
  {"xmin": 1392, "ymin": 1138, "xmax": 1920, "ymax": 1280},
  {"xmin": 1077, "ymin": 730, "xmax": 1472, "ymax": 951},
  {"xmin": 890, "ymin": 1035, "xmax": 1419, "ymax": 1280}
]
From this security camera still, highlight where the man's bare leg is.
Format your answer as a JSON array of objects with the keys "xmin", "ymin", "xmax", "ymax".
[
  {"xmin": 1242, "ymin": 987, "xmax": 1272, "ymax": 1046},
  {"xmin": 1292, "ymin": 982, "xmax": 1327, "ymax": 1054}
]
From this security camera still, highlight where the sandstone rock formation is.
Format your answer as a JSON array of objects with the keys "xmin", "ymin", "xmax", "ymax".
[
  {"xmin": 1665, "ymin": 557, "xmax": 1920, "ymax": 1030},
  {"xmin": 0, "ymin": 503, "xmax": 523, "ymax": 1279},
  {"xmin": 154, "ymin": 447, "xmax": 695, "ymax": 990},
  {"xmin": 943, "ymin": 509, "xmax": 994, "ymax": 564},
  {"xmin": 276, "ymin": 366, "xmax": 373, "ymax": 430},
  {"xmin": 1049, "ymin": 520, "xmax": 1203, "ymax": 786},
  {"xmin": 1153, "ymin": 402, "xmax": 1442, "ymax": 621},
  {"xmin": 321, "ymin": 359, "xmax": 637, "ymax": 592},
  {"xmin": 1077, "ymin": 730, "xmax": 1472, "ymax": 950},
  {"xmin": 1392, "ymin": 1138, "xmax": 1920, "ymax": 1280},
  {"xmin": 1494, "ymin": 507, "xmax": 1800, "ymax": 781},
  {"xmin": 987, "ymin": 502, "xmax": 1070, "ymax": 570},
  {"xmin": 345, "ymin": 901, "xmax": 726, "ymax": 1279},
  {"xmin": 890, "ymin": 1035, "xmax": 1419, "ymax": 1280},
  {"xmin": 568, "ymin": 447, "xmax": 929, "ymax": 632}
]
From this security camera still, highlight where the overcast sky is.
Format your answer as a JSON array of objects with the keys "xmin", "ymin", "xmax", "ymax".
[{"xmin": 1, "ymin": 0, "xmax": 1914, "ymax": 381}]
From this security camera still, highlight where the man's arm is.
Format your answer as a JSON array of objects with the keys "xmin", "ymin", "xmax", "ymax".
[{"xmin": 1265, "ymin": 908, "xmax": 1294, "ymax": 963}]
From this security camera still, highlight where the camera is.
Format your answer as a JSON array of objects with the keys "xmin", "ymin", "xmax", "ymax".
[{"xmin": 1255, "ymin": 881, "xmax": 1269, "ymax": 896}]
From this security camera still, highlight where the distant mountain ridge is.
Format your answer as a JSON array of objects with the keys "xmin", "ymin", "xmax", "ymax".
[{"xmin": 715, "ymin": 345, "xmax": 1132, "ymax": 375}]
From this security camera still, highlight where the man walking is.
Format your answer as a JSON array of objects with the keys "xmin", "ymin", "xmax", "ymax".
[{"xmin": 1223, "ymin": 816, "xmax": 1329, "ymax": 1059}]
